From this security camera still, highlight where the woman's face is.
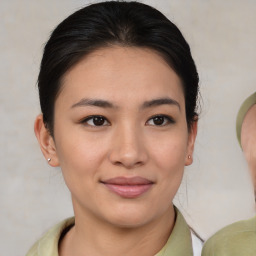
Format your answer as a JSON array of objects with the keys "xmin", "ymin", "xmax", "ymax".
[{"xmin": 42, "ymin": 46, "xmax": 197, "ymax": 227}]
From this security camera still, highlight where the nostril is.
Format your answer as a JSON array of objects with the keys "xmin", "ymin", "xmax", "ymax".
[
  {"xmin": 114, "ymin": 161, "xmax": 123, "ymax": 166},
  {"xmin": 112, "ymin": 159, "xmax": 144, "ymax": 169},
  {"xmin": 108, "ymin": 135, "xmax": 148, "ymax": 168}
]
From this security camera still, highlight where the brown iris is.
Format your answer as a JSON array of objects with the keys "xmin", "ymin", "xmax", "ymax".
[
  {"xmin": 92, "ymin": 116, "xmax": 105, "ymax": 126},
  {"xmin": 152, "ymin": 116, "xmax": 165, "ymax": 125}
]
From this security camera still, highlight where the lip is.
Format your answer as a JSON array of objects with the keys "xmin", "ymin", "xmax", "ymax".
[{"xmin": 101, "ymin": 176, "xmax": 154, "ymax": 198}]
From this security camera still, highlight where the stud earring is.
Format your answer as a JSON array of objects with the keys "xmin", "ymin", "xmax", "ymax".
[
  {"xmin": 188, "ymin": 155, "xmax": 191, "ymax": 159},
  {"xmin": 47, "ymin": 158, "xmax": 51, "ymax": 162}
]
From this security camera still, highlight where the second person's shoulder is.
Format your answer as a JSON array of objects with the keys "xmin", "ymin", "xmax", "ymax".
[{"xmin": 202, "ymin": 215, "xmax": 256, "ymax": 256}]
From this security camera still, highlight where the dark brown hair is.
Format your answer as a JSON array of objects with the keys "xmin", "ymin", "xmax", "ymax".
[{"xmin": 38, "ymin": 1, "xmax": 199, "ymax": 136}]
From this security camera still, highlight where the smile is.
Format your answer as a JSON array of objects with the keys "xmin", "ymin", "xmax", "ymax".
[{"xmin": 101, "ymin": 176, "xmax": 154, "ymax": 198}]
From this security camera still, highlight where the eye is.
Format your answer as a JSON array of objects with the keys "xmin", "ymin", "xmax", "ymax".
[
  {"xmin": 81, "ymin": 115, "xmax": 110, "ymax": 127},
  {"xmin": 146, "ymin": 115, "xmax": 174, "ymax": 126}
]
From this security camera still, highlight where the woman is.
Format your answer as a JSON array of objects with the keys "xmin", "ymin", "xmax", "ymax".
[
  {"xmin": 27, "ymin": 1, "xmax": 200, "ymax": 255},
  {"xmin": 202, "ymin": 93, "xmax": 256, "ymax": 255}
]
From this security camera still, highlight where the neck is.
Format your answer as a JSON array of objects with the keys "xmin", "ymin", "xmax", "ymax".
[{"xmin": 59, "ymin": 202, "xmax": 175, "ymax": 256}]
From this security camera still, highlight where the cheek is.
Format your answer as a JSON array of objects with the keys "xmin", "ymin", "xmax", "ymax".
[
  {"xmin": 248, "ymin": 148, "xmax": 256, "ymax": 178},
  {"xmin": 54, "ymin": 129, "xmax": 109, "ymax": 183},
  {"xmin": 149, "ymin": 131, "xmax": 188, "ymax": 171},
  {"xmin": 147, "ymin": 132, "xmax": 188, "ymax": 197},
  {"xmin": 244, "ymin": 141, "xmax": 256, "ymax": 166}
]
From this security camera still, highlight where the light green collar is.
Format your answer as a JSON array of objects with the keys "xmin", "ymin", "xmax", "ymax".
[
  {"xmin": 27, "ymin": 209, "xmax": 193, "ymax": 256},
  {"xmin": 26, "ymin": 217, "xmax": 75, "ymax": 256},
  {"xmin": 155, "ymin": 208, "xmax": 193, "ymax": 256}
]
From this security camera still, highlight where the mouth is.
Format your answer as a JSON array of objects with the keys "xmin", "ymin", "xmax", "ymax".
[{"xmin": 101, "ymin": 176, "xmax": 154, "ymax": 199}]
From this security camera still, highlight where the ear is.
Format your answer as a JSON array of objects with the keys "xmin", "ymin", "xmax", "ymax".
[
  {"xmin": 185, "ymin": 119, "xmax": 198, "ymax": 166},
  {"xmin": 34, "ymin": 114, "xmax": 60, "ymax": 167}
]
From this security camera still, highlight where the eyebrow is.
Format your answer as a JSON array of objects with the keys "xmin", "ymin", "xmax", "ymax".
[
  {"xmin": 141, "ymin": 98, "xmax": 181, "ymax": 110},
  {"xmin": 71, "ymin": 97, "xmax": 180, "ymax": 110},
  {"xmin": 71, "ymin": 98, "xmax": 116, "ymax": 109}
]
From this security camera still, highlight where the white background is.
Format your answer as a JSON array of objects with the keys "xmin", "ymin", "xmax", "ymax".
[{"xmin": 1, "ymin": 0, "xmax": 256, "ymax": 255}]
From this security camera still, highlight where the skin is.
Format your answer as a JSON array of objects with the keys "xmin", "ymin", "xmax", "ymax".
[
  {"xmin": 35, "ymin": 46, "xmax": 197, "ymax": 256},
  {"xmin": 241, "ymin": 104, "xmax": 256, "ymax": 195}
]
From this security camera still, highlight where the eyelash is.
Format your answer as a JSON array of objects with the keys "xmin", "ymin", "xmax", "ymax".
[
  {"xmin": 80, "ymin": 114, "xmax": 175, "ymax": 127},
  {"xmin": 80, "ymin": 115, "xmax": 110, "ymax": 127},
  {"xmin": 146, "ymin": 115, "xmax": 175, "ymax": 126}
]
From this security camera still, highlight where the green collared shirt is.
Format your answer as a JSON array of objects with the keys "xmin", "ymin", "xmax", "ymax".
[
  {"xmin": 26, "ymin": 209, "xmax": 193, "ymax": 256},
  {"xmin": 202, "ymin": 215, "xmax": 256, "ymax": 256}
]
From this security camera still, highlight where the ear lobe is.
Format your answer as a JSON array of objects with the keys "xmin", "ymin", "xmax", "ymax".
[
  {"xmin": 185, "ymin": 119, "xmax": 198, "ymax": 166},
  {"xmin": 34, "ymin": 114, "xmax": 60, "ymax": 167}
]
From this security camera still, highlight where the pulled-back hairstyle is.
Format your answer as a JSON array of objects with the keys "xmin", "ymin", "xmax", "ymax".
[{"xmin": 38, "ymin": 1, "xmax": 199, "ymax": 136}]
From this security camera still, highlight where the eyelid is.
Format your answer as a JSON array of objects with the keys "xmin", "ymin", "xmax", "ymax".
[
  {"xmin": 146, "ymin": 114, "xmax": 175, "ymax": 126},
  {"xmin": 80, "ymin": 115, "xmax": 110, "ymax": 127}
]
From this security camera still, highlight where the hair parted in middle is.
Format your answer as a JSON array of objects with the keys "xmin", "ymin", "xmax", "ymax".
[{"xmin": 38, "ymin": 1, "xmax": 199, "ymax": 136}]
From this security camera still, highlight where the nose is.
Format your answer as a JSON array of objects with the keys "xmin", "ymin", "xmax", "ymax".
[{"xmin": 109, "ymin": 125, "xmax": 148, "ymax": 169}]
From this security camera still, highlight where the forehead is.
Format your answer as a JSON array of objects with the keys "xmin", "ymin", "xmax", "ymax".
[{"xmin": 58, "ymin": 46, "xmax": 185, "ymax": 108}]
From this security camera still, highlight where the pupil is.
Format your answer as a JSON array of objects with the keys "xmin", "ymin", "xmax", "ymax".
[
  {"xmin": 93, "ymin": 117, "xmax": 104, "ymax": 126},
  {"xmin": 153, "ymin": 116, "xmax": 164, "ymax": 125}
]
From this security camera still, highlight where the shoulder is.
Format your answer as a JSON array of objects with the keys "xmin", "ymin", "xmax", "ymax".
[
  {"xmin": 26, "ymin": 217, "xmax": 75, "ymax": 256},
  {"xmin": 202, "ymin": 215, "xmax": 256, "ymax": 256}
]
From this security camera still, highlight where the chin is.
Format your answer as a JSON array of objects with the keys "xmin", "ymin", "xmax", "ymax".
[
  {"xmin": 104, "ymin": 206, "xmax": 158, "ymax": 229},
  {"xmin": 109, "ymin": 216, "xmax": 151, "ymax": 229}
]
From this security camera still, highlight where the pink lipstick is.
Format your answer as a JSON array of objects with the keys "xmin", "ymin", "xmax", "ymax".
[{"xmin": 101, "ymin": 176, "xmax": 154, "ymax": 198}]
